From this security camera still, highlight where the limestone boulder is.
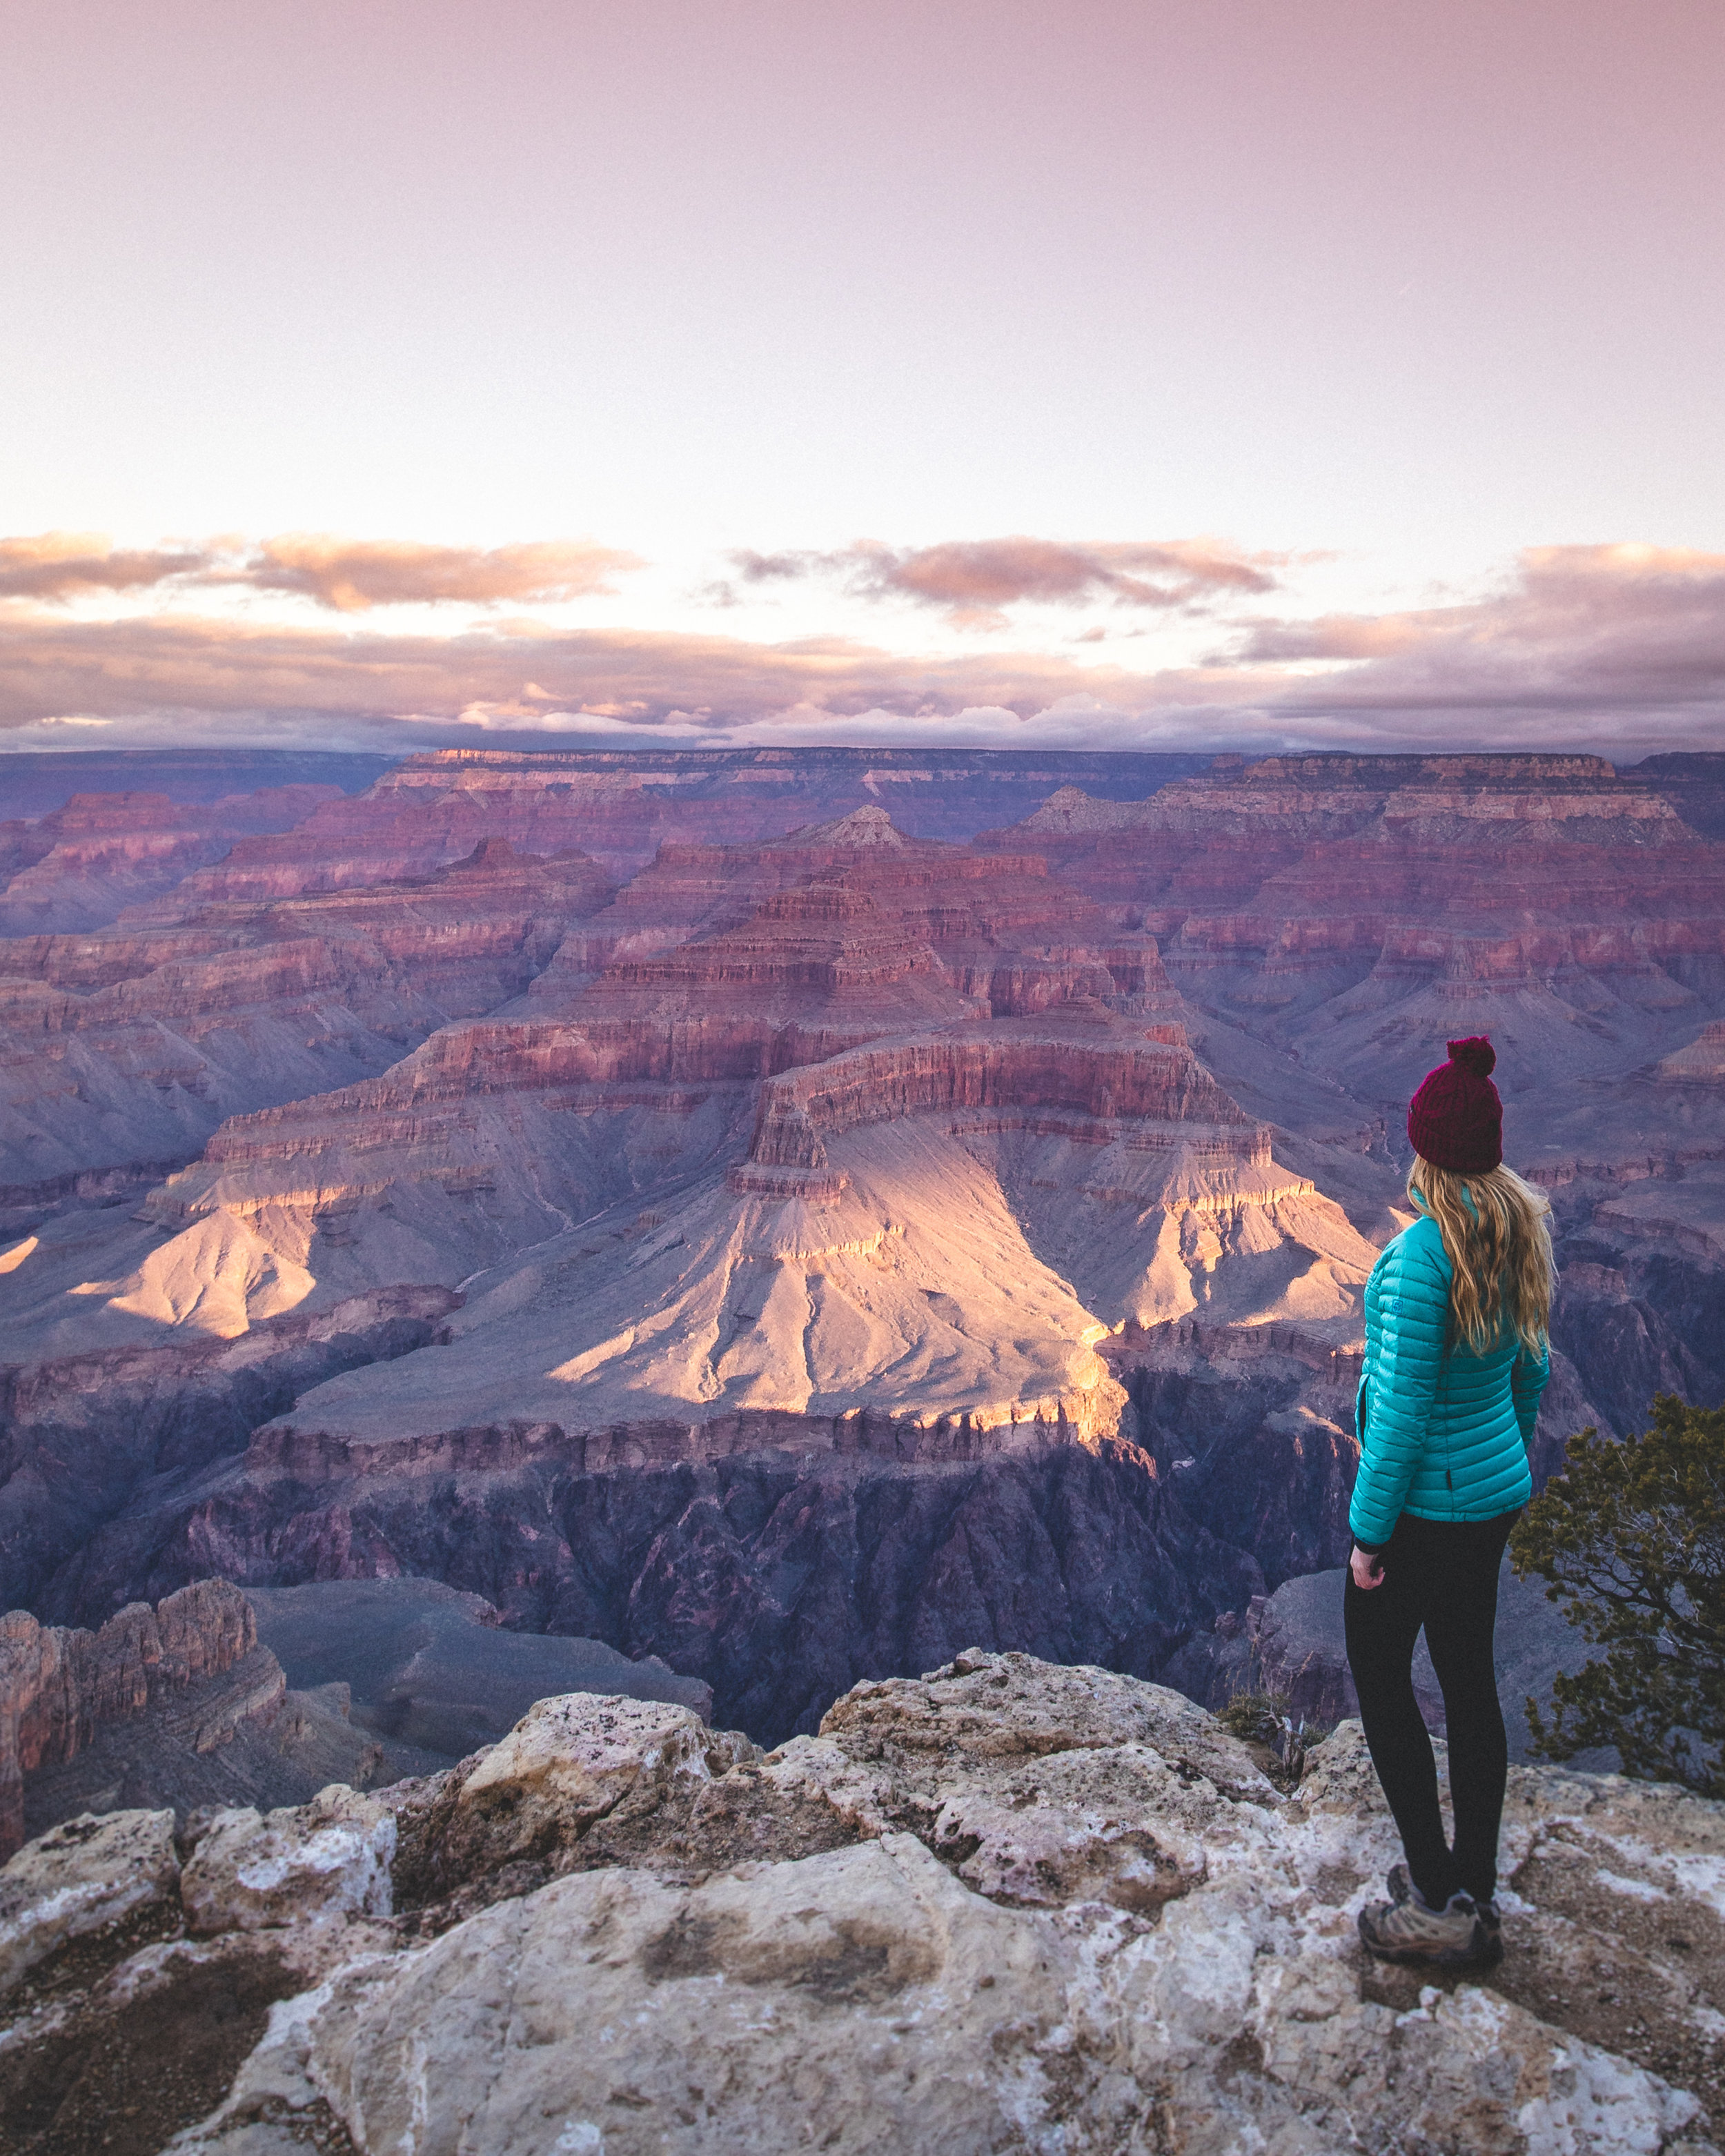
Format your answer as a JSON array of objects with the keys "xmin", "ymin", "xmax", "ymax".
[
  {"xmin": 179, "ymin": 1786, "xmax": 395, "ymax": 1934},
  {"xmin": 453, "ymin": 1693, "xmax": 756, "ymax": 1857},
  {"xmin": 384, "ymin": 1692, "xmax": 764, "ymax": 1910},
  {"xmin": 183, "ymin": 1830, "xmax": 1708, "ymax": 2156},
  {"xmin": 927, "ymin": 1741, "xmax": 1213, "ymax": 1910},
  {"xmin": 817, "ymin": 1648, "xmax": 1276, "ymax": 1804},
  {"xmin": 0, "ymin": 1808, "xmax": 179, "ymax": 1995},
  {"xmin": 1294, "ymin": 1714, "xmax": 1392, "ymax": 1816},
  {"xmin": 765, "ymin": 1648, "xmax": 1280, "ymax": 1919},
  {"xmin": 754, "ymin": 1732, "xmax": 894, "ymax": 1834},
  {"xmin": 226, "ymin": 1835, "xmax": 1121, "ymax": 2156},
  {"xmin": 457, "ymin": 1690, "xmax": 754, "ymax": 1828}
]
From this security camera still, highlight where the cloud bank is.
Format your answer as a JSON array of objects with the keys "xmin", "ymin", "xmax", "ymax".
[
  {"xmin": 0, "ymin": 538, "xmax": 1719, "ymax": 757},
  {"xmin": 1241, "ymin": 544, "xmax": 1725, "ymax": 726}
]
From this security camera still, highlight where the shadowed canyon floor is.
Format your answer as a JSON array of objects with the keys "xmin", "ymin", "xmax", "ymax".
[{"xmin": 2, "ymin": 747, "xmax": 1722, "ymax": 1751}]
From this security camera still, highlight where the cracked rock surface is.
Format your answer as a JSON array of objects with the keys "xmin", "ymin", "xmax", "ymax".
[{"xmin": 3, "ymin": 1654, "xmax": 1724, "ymax": 2155}]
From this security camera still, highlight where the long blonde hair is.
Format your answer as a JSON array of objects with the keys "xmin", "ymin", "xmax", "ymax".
[{"xmin": 1407, "ymin": 1156, "xmax": 1554, "ymax": 1355}]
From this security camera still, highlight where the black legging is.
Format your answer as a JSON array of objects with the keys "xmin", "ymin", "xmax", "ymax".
[{"xmin": 1343, "ymin": 1509, "xmax": 1519, "ymax": 1908}]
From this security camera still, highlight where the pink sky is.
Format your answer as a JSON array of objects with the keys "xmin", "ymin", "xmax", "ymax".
[{"xmin": 1, "ymin": 1, "xmax": 1722, "ymax": 753}]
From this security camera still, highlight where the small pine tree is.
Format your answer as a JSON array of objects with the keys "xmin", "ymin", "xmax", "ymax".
[{"xmin": 1510, "ymin": 1395, "xmax": 1725, "ymax": 1794}]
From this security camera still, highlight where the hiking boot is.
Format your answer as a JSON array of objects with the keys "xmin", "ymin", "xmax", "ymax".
[
  {"xmin": 1358, "ymin": 1888, "xmax": 1501, "ymax": 1968},
  {"xmin": 1386, "ymin": 1861, "xmax": 1504, "ymax": 1952}
]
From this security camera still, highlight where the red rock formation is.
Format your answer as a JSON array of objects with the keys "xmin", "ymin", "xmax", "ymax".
[
  {"xmin": 987, "ymin": 753, "xmax": 1715, "ymax": 920},
  {"xmin": 5, "ymin": 751, "xmax": 1719, "ymax": 1739},
  {"xmin": 982, "ymin": 753, "xmax": 1725, "ymax": 1143},
  {"xmin": 157, "ymin": 784, "xmax": 629, "ymax": 905},
  {"xmin": 747, "ymin": 1025, "xmax": 1256, "ymax": 1169},
  {"xmin": 1630, "ymin": 750, "xmax": 1725, "ymax": 840},
  {"xmin": 532, "ymin": 808, "xmax": 1121, "ymax": 996},
  {"xmin": 0, "ymin": 1579, "xmax": 268, "ymax": 1856},
  {"xmin": 160, "ymin": 748, "xmax": 1210, "ymax": 900},
  {"xmin": 0, "ymin": 839, "xmax": 614, "ymax": 1197},
  {"xmin": 19, "ymin": 811, "xmax": 1370, "ymax": 1489},
  {"xmin": 41, "ymin": 1431, "xmax": 1261, "ymax": 1743},
  {"xmin": 0, "ymin": 786, "xmax": 342, "ymax": 934},
  {"xmin": 0, "ymin": 1287, "xmax": 462, "ymax": 1610},
  {"xmin": 241, "ymin": 1389, "xmax": 1121, "ymax": 1484},
  {"xmin": 188, "ymin": 818, "xmax": 1145, "ymax": 1171},
  {"xmin": 1659, "ymin": 1018, "xmax": 1725, "ymax": 1080}
]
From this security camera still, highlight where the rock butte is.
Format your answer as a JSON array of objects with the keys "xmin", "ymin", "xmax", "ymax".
[{"xmin": 0, "ymin": 748, "xmax": 1720, "ymax": 1748}]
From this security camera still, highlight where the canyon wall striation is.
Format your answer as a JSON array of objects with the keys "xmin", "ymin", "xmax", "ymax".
[
  {"xmin": 0, "ymin": 838, "xmax": 614, "ymax": 1203},
  {"xmin": 0, "ymin": 785, "xmax": 344, "ymax": 936},
  {"xmin": 37, "ymin": 1427, "xmax": 1262, "ymax": 1743},
  {"xmin": 0, "ymin": 1287, "xmax": 460, "ymax": 1610}
]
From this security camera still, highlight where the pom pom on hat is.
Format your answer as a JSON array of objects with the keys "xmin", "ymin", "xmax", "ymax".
[
  {"xmin": 1408, "ymin": 1036, "xmax": 1504, "ymax": 1174},
  {"xmin": 1446, "ymin": 1036, "xmax": 1496, "ymax": 1078}
]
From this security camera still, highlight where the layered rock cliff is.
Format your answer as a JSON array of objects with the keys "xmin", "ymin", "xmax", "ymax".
[
  {"xmin": 0, "ymin": 1579, "xmax": 266, "ymax": 1855},
  {"xmin": 0, "ymin": 1574, "xmax": 724, "ymax": 1863},
  {"xmin": 1, "ymin": 748, "xmax": 1721, "ymax": 1812},
  {"xmin": 159, "ymin": 745, "xmax": 1214, "ymax": 896},
  {"xmin": 13, "ymin": 816, "xmax": 1359, "ymax": 1444},
  {"xmin": 0, "ymin": 838, "xmax": 614, "ymax": 1203},
  {"xmin": 984, "ymin": 753, "xmax": 1725, "ymax": 1176},
  {"xmin": 0, "ymin": 1286, "xmax": 460, "ymax": 1608},
  {"xmin": 0, "ymin": 785, "xmax": 342, "ymax": 936},
  {"xmin": 985, "ymin": 749, "xmax": 1725, "ymax": 1441},
  {"xmin": 36, "ymin": 1427, "xmax": 1261, "ymax": 1741}
]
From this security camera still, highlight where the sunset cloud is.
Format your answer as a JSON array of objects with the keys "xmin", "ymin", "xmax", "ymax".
[
  {"xmin": 0, "ymin": 533, "xmax": 642, "ymax": 612},
  {"xmin": 244, "ymin": 536, "xmax": 644, "ymax": 611},
  {"xmin": 0, "ymin": 542, "xmax": 1718, "ymax": 758},
  {"xmin": 0, "ymin": 534, "xmax": 210, "ymax": 602},
  {"xmin": 0, "ymin": 613, "xmax": 1111, "ymax": 738},
  {"xmin": 727, "ymin": 537, "xmax": 1281, "ymax": 628}
]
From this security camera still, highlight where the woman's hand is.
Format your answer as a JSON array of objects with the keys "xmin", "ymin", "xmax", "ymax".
[{"xmin": 1350, "ymin": 1544, "xmax": 1386, "ymax": 1592}]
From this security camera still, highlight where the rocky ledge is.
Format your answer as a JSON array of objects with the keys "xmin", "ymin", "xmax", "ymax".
[{"xmin": 2, "ymin": 1652, "xmax": 1722, "ymax": 2155}]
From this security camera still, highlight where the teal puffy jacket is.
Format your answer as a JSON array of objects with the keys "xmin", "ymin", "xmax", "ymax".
[{"xmin": 1348, "ymin": 1208, "xmax": 1547, "ymax": 1549}]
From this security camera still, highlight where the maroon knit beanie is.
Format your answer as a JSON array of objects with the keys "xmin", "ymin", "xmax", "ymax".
[{"xmin": 1407, "ymin": 1037, "xmax": 1503, "ymax": 1174}]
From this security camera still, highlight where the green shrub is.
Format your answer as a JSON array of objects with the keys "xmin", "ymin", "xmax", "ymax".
[
  {"xmin": 1219, "ymin": 1688, "xmax": 1292, "ymax": 1748},
  {"xmin": 1510, "ymin": 1394, "xmax": 1725, "ymax": 1794}
]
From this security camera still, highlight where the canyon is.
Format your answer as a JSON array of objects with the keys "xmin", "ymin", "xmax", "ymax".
[{"xmin": 1, "ymin": 744, "xmax": 1722, "ymax": 1761}]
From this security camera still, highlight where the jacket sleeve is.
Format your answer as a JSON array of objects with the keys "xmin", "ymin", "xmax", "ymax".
[
  {"xmin": 1348, "ymin": 1231, "xmax": 1450, "ymax": 1548},
  {"xmin": 1511, "ymin": 1341, "xmax": 1550, "ymax": 1445}
]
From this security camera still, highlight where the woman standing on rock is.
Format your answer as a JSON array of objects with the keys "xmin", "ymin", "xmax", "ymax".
[{"xmin": 1346, "ymin": 1036, "xmax": 1552, "ymax": 1970}]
